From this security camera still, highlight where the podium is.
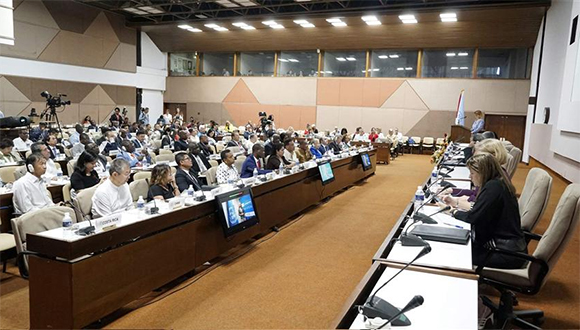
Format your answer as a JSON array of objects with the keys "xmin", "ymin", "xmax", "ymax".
[{"xmin": 450, "ymin": 125, "xmax": 471, "ymax": 142}]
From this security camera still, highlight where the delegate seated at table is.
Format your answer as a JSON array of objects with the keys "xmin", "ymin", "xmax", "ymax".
[
  {"xmin": 91, "ymin": 158, "xmax": 133, "ymax": 218},
  {"xmin": 30, "ymin": 142, "xmax": 59, "ymax": 181},
  {"xmin": 147, "ymin": 164, "xmax": 180, "ymax": 201},
  {"xmin": 70, "ymin": 151, "xmax": 101, "ymax": 191},
  {"xmin": 13, "ymin": 154, "xmax": 54, "ymax": 214},
  {"xmin": 216, "ymin": 149, "xmax": 240, "ymax": 184},
  {"xmin": 295, "ymin": 140, "xmax": 313, "ymax": 163},
  {"xmin": 0, "ymin": 138, "xmax": 22, "ymax": 164},
  {"xmin": 174, "ymin": 153, "xmax": 202, "ymax": 192},
  {"xmin": 240, "ymin": 144, "xmax": 271, "ymax": 178}
]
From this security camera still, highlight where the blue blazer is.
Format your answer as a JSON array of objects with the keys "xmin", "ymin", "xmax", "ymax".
[
  {"xmin": 310, "ymin": 146, "xmax": 323, "ymax": 159},
  {"xmin": 318, "ymin": 145, "xmax": 328, "ymax": 155},
  {"xmin": 240, "ymin": 156, "xmax": 271, "ymax": 178}
]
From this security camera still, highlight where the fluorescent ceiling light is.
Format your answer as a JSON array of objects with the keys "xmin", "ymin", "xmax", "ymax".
[
  {"xmin": 123, "ymin": 7, "xmax": 149, "ymax": 15},
  {"xmin": 326, "ymin": 18, "xmax": 343, "ymax": 23},
  {"xmin": 205, "ymin": 24, "xmax": 220, "ymax": 28},
  {"xmin": 178, "ymin": 24, "xmax": 193, "ymax": 29},
  {"xmin": 389, "ymin": 54, "xmax": 399, "ymax": 58},
  {"xmin": 188, "ymin": 28, "xmax": 203, "ymax": 33},
  {"xmin": 232, "ymin": 22, "xmax": 248, "ymax": 27},
  {"xmin": 301, "ymin": 23, "xmax": 315, "ymax": 28},
  {"xmin": 366, "ymin": 20, "xmax": 382, "ymax": 26},
  {"xmin": 278, "ymin": 58, "xmax": 289, "ymax": 62},
  {"xmin": 294, "ymin": 20, "xmax": 309, "ymax": 24},
  {"xmin": 140, "ymin": 6, "xmax": 164, "ymax": 14},
  {"xmin": 399, "ymin": 15, "xmax": 415, "ymax": 20},
  {"xmin": 196, "ymin": 14, "xmax": 207, "ymax": 19},
  {"xmin": 460, "ymin": 66, "xmax": 469, "ymax": 70},
  {"xmin": 402, "ymin": 19, "xmax": 418, "ymax": 24},
  {"xmin": 288, "ymin": 59, "xmax": 299, "ymax": 62},
  {"xmin": 241, "ymin": 26, "xmax": 256, "ymax": 30},
  {"xmin": 361, "ymin": 15, "xmax": 378, "ymax": 22},
  {"xmin": 441, "ymin": 17, "xmax": 457, "ymax": 22},
  {"xmin": 270, "ymin": 24, "xmax": 285, "ymax": 29},
  {"xmin": 450, "ymin": 67, "xmax": 459, "ymax": 70},
  {"xmin": 331, "ymin": 22, "xmax": 347, "ymax": 27},
  {"xmin": 214, "ymin": 27, "xmax": 229, "ymax": 31},
  {"xmin": 397, "ymin": 67, "xmax": 405, "ymax": 71},
  {"xmin": 336, "ymin": 57, "xmax": 347, "ymax": 61},
  {"xmin": 446, "ymin": 52, "xmax": 456, "ymax": 57},
  {"xmin": 262, "ymin": 20, "xmax": 277, "ymax": 25},
  {"xmin": 372, "ymin": 68, "xmax": 380, "ymax": 71},
  {"xmin": 378, "ymin": 55, "xmax": 389, "ymax": 59},
  {"xmin": 440, "ymin": 13, "xmax": 457, "ymax": 18},
  {"xmin": 458, "ymin": 52, "xmax": 469, "ymax": 56},
  {"xmin": 405, "ymin": 67, "xmax": 413, "ymax": 70},
  {"xmin": 346, "ymin": 57, "xmax": 356, "ymax": 61}
]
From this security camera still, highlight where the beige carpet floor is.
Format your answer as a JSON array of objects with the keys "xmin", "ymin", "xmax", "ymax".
[{"xmin": 0, "ymin": 154, "xmax": 578, "ymax": 329}]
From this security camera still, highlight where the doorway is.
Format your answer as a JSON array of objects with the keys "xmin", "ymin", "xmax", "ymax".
[{"xmin": 485, "ymin": 114, "xmax": 526, "ymax": 150}]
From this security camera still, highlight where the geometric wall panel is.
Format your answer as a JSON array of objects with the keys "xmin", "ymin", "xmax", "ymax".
[
  {"xmin": 104, "ymin": 12, "xmax": 137, "ymax": 45},
  {"xmin": 104, "ymin": 43, "xmax": 137, "ymax": 73},
  {"xmin": 13, "ymin": 0, "xmax": 59, "ymax": 30},
  {"xmin": 223, "ymin": 79, "xmax": 259, "ymax": 104},
  {"xmin": 0, "ymin": 21, "xmax": 59, "ymax": 60},
  {"xmin": 42, "ymin": 0, "xmax": 101, "ymax": 34},
  {"xmin": 243, "ymin": 77, "xmax": 317, "ymax": 106},
  {"xmin": 381, "ymin": 80, "xmax": 429, "ymax": 110},
  {"xmin": 84, "ymin": 12, "xmax": 120, "ymax": 43}
]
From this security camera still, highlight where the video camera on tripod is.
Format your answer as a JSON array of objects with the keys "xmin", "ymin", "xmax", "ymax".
[
  {"xmin": 41, "ymin": 91, "xmax": 71, "ymax": 108},
  {"xmin": 258, "ymin": 111, "xmax": 274, "ymax": 131}
]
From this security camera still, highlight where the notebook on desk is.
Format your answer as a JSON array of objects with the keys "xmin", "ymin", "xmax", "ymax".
[{"xmin": 410, "ymin": 224, "xmax": 471, "ymax": 245}]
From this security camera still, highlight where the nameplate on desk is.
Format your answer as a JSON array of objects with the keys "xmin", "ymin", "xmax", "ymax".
[{"xmin": 97, "ymin": 214, "xmax": 122, "ymax": 231}]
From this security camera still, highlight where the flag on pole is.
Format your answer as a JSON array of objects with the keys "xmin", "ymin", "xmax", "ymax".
[{"xmin": 455, "ymin": 89, "xmax": 465, "ymax": 126}]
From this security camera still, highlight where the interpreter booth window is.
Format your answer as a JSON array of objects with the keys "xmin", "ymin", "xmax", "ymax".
[
  {"xmin": 421, "ymin": 49, "xmax": 474, "ymax": 78},
  {"xmin": 322, "ymin": 51, "xmax": 366, "ymax": 77},
  {"xmin": 477, "ymin": 48, "xmax": 531, "ymax": 79},
  {"xmin": 238, "ymin": 52, "xmax": 275, "ymax": 76},
  {"xmin": 278, "ymin": 51, "xmax": 319, "ymax": 77},
  {"xmin": 201, "ymin": 53, "xmax": 234, "ymax": 76},
  {"xmin": 169, "ymin": 53, "xmax": 196, "ymax": 76},
  {"xmin": 370, "ymin": 50, "xmax": 418, "ymax": 77}
]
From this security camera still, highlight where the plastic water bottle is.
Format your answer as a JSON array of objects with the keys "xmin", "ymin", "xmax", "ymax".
[
  {"xmin": 188, "ymin": 185, "xmax": 194, "ymax": 197},
  {"xmin": 253, "ymin": 168, "xmax": 258, "ymax": 177},
  {"xmin": 414, "ymin": 186, "xmax": 425, "ymax": 212},
  {"xmin": 431, "ymin": 168, "xmax": 438, "ymax": 184},
  {"xmin": 57, "ymin": 169, "xmax": 63, "ymax": 180},
  {"xmin": 137, "ymin": 196, "xmax": 145, "ymax": 210},
  {"xmin": 279, "ymin": 161, "xmax": 284, "ymax": 174},
  {"xmin": 62, "ymin": 212, "xmax": 73, "ymax": 238}
]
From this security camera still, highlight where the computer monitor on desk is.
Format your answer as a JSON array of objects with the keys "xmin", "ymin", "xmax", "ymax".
[
  {"xmin": 318, "ymin": 162, "xmax": 335, "ymax": 185},
  {"xmin": 215, "ymin": 187, "xmax": 259, "ymax": 237},
  {"xmin": 360, "ymin": 153, "xmax": 372, "ymax": 171}
]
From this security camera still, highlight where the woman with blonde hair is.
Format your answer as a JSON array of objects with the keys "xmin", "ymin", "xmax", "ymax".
[
  {"xmin": 471, "ymin": 110, "xmax": 485, "ymax": 133},
  {"xmin": 450, "ymin": 153, "xmax": 526, "ymax": 268},
  {"xmin": 475, "ymin": 138, "xmax": 509, "ymax": 167},
  {"xmin": 147, "ymin": 164, "xmax": 180, "ymax": 201}
]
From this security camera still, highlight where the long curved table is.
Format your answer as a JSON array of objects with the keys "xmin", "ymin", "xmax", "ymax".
[{"xmin": 27, "ymin": 150, "xmax": 377, "ymax": 329}]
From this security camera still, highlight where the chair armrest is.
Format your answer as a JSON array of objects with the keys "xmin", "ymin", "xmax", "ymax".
[
  {"xmin": 475, "ymin": 247, "xmax": 548, "ymax": 275},
  {"xmin": 523, "ymin": 230, "xmax": 542, "ymax": 242}
]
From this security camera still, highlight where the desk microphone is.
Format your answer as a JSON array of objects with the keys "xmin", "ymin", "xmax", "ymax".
[
  {"xmin": 377, "ymin": 295, "xmax": 425, "ymax": 329},
  {"xmin": 77, "ymin": 217, "xmax": 95, "ymax": 236},
  {"xmin": 361, "ymin": 246, "xmax": 431, "ymax": 326}
]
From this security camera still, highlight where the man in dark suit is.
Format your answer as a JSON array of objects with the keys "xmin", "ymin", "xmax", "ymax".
[
  {"xmin": 329, "ymin": 135, "xmax": 342, "ymax": 154},
  {"xmin": 264, "ymin": 133, "xmax": 280, "ymax": 156},
  {"xmin": 240, "ymin": 144, "xmax": 272, "ymax": 178},
  {"xmin": 44, "ymin": 134, "xmax": 64, "ymax": 159},
  {"xmin": 86, "ymin": 143, "xmax": 108, "ymax": 173},
  {"xmin": 174, "ymin": 131, "xmax": 189, "ymax": 151},
  {"xmin": 227, "ymin": 132, "xmax": 243, "ymax": 149},
  {"xmin": 188, "ymin": 142, "xmax": 212, "ymax": 174},
  {"xmin": 318, "ymin": 137, "xmax": 330, "ymax": 155},
  {"xmin": 132, "ymin": 130, "xmax": 148, "ymax": 150},
  {"xmin": 174, "ymin": 153, "xmax": 202, "ymax": 193},
  {"xmin": 198, "ymin": 135, "xmax": 213, "ymax": 158}
]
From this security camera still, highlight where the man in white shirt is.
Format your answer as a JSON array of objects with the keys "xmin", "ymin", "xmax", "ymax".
[
  {"xmin": 216, "ymin": 149, "xmax": 240, "ymax": 184},
  {"xmin": 353, "ymin": 127, "xmax": 369, "ymax": 142},
  {"xmin": 13, "ymin": 130, "xmax": 33, "ymax": 150},
  {"xmin": 13, "ymin": 153, "xmax": 54, "ymax": 214},
  {"xmin": 244, "ymin": 134, "xmax": 258, "ymax": 153},
  {"xmin": 91, "ymin": 158, "xmax": 133, "ymax": 218},
  {"xmin": 30, "ymin": 142, "xmax": 59, "ymax": 180},
  {"xmin": 163, "ymin": 109, "xmax": 173, "ymax": 124}
]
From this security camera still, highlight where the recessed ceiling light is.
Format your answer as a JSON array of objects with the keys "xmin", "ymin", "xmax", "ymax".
[
  {"xmin": 366, "ymin": 20, "xmax": 381, "ymax": 26},
  {"xmin": 205, "ymin": 24, "xmax": 219, "ymax": 28},
  {"xmin": 195, "ymin": 14, "xmax": 207, "ymax": 19},
  {"xmin": 372, "ymin": 68, "xmax": 380, "ymax": 71},
  {"xmin": 278, "ymin": 58, "xmax": 289, "ymax": 62},
  {"xmin": 288, "ymin": 59, "xmax": 299, "ymax": 62},
  {"xmin": 361, "ymin": 15, "xmax": 378, "ymax": 22},
  {"xmin": 399, "ymin": 15, "xmax": 417, "ymax": 24},
  {"xmin": 294, "ymin": 20, "xmax": 309, "ymax": 24},
  {"xmin": 262, "ymin": 20, "xmax": 277, "ymax": 25},
  {"xmin": 178, "ymin": 24, "xmax": 193, "ymax": 29},
  {"xmin": 331, "ymin": 22, "xmax": 347, "ymax": 27},
  {"xmin": 389, "ymin": 54, "xmax": 399, "ymax": 58},
  {"xmin": 405, "ymin": 67, "xmax": 413, "ymax": 70},
  {"xmin": 241, "ymin": 26, "xmax": 256, "ymax": 30},
  {"xmin": 460, "ymin": 66, "xmax": 469, "ymax": 70},
  {"xmin": 336, "ymin": 57, "xmax": 347, "ymax": 61},
  {"xmin": 397, "ymin": 67, "xmax": 405, "ymax": 71},
  {"xmin": 378, "ymin": 55, "xmax": 389, "ymax": 59},
  {"xmin": 458, "ymin": 52, "xmax": 469, "ymax": 56},
  {"xmin": 301, "ymin": 23, "xmax": 316, "ymax": 28},
  {"xmin": 450, "ymin": 67, "xmax": 459, "ymax": 70},
  {"xmin": 346, "ymin": 57, "xmax": 356, "ymax": 61},
  {"xmin": 440, "ymin": 12, "xmax": 457, "ymax": 22},
  {"xmin": 271, "ymin": 24, "xmax": 285, "ymax": 29},
  {"xmin": 326, "ymin": 18, "xmax": 343, "ymax": 23},
  {"xmin": 446, "ymin": 52, "xmax": 456, "ymax": 57},
  {"xmin": 232, "ymin": 22, "xmax": 247, "ymax": 27},
  {"xmin": 441, "ymin": 17, "xmax": 457, "ymax": 22},
  {"xmin": 214, "ymin": 27, "xmax": 229, "ymax": 31},
  {"xmin": 187, "ymin": 28, "xmax": 203, "ymax": 33}
]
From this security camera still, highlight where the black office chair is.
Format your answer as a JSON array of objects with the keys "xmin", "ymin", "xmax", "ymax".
[{"xmin": 476, "ymin": 184, "xmax": 580, "ymax": 329}]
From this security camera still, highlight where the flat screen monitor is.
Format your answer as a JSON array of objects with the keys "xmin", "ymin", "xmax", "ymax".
[
  {"xmin": 318, "ymin": 161, "xmax": 335, "ymax": 185},
  {"xmin": 360, "ymin": 153, "xmax": 372, "ymax": 171},
  {"xmin": 215, "ymin": 187, "xmax": 259, "ymax": 237}
]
